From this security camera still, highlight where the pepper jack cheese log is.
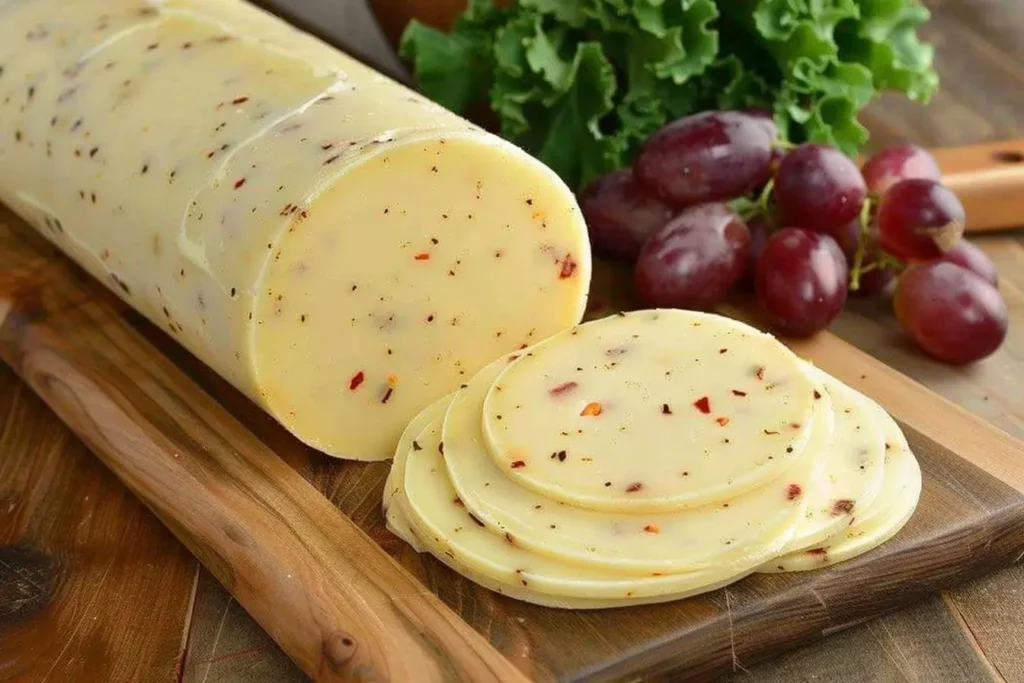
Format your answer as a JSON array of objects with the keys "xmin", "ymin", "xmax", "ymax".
[{"xmin": 0, "ymin": 0, "xmax": 591, "ymax": 459}]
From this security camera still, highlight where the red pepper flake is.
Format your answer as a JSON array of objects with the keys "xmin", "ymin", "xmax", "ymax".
[
  {"xmin": 806, "ymin": 548, "xmax": 827, "ymax": 556},
  {"xmin": 661, "ymin": 404, "xmax": 672, "ymax": 415},
  {"xmin": 643, "ymin": 524, "xmax": 660, "ymax": 534},
  {"xmin": 510, "ymin": 460, "xmax": 526, "ymax": 469},
  {"xmin": 549, "ymin": 381, "xmax": 578, "ymax": 396},
  {"xmin": 559, "ymin": 257, "xmax": 578, "ymax": 279},
  {"xmin": 549, "ymin": 450, "xmax": 567, "ymax": 462},
  {"xmin": 732, "ymin": 389, "xmax": 747, "ymax": 397},
  {"xmin": 716, "ymin": 416, "xmax": 730, "ymax": 426},
  {"xmin": 625, "ymin": 482, "xmax": 643, "ymax": 493},
  {"xmin": 814, "ymin": 390, "xmax": 822, "ymax": 400},
  {"xmin": 580, "ymin": 402, "xmax": 603, "ymax": 417},
  {"xmin": 790, "ymin": 422, "xmax": 802, "ymax": 429},
  {"xmin": 786, "ymin": 484, "xmax": 802, "ymax": 500},
  {"xmin": 682, "ymin": 471, "xmax": 690, "ymax": 477},
  {"xmin": 414, "ymin": 252, "xmax": 430, "ymax": 261},
  {"xmin": 831, "ymin": 499, "xmax": 855, "ymax": 516},
  {"xmin": 412, "ymin": 440, "xmax": 422, "ymax": 451},
  {"xmin": 233, "ymin": 178, "xmax": 246, "ymax": 190},
  {"xmin": 231, "ymin": 96, "xmax": 249, "ymax": 105},
  {"xmin": 349, "ymin": 371, "xmax": 365, "ymax": 390},
  {"xmin": 755, "ymin": 366, "xmax": 765, "ymax": 380},
  {"xmin": 719, "ymin": 348, "xmax": 728, "ymax": 354},
  {"xmin": 381, "ymin": 387, "xmax": 394, "ymax": 404},
  {"xmin": 764, "ymin": 429, "xmax": 780, "ymax": 435},
  {"xmin": 693, "ymin": 397, "xmax": 711, "ymax": 414}
]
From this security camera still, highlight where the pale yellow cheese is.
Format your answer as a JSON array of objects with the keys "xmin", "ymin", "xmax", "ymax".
[
  {"xmin": 774, "ymin": 364, "xmax": 886, "ymax": 554},
  {"xmin": 761, "ymin": 403, "xmax": 922, "ymax": 572},
  {"xmin": 0, "ymin": 0, "xmax": 591, "ymax": 460},
  {"xmin": 396, "ymin": 408, "xmax": 757, "ymax": 607},
  {"xmin": 482, "ymin": 310, "xmax": 817, "ymax": 512},
  {"xmin": 442, "ymin": 352, "xmax": 831, "ymax": 574},
  {"xmin": 383, "ymin": 393, "xmax": 453, "ymax": 552}
]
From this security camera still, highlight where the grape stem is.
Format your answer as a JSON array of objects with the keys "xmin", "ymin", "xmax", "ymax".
[{"xmin": 850, "ymin": 197, "xmax": 873, "ymax": 292}]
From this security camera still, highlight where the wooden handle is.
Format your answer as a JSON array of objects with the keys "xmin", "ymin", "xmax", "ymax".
[
  {"xmin": 0, "ymin": 229, "xmax": 526, "ymax": 683},
  {"xmin": 933, "ymin": 139, "xmax": 1024, "ymax": 233}
]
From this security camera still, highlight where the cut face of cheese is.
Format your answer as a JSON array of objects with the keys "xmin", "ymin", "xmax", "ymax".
[
  {"xmin": 775, "ymin": 364, "xmax": 886, "ymax": 554},
  {"xmin": 397, "ymin": 411, "xmax": 757, "ymax": 608},
  {"xmin": 443, "ymin": 353, "xmax": 830, "ymax": 574},
  {"xmin": 383, "ymin": 394, "xmax": 453, "ymax": 552},
  {"xmin": 761, "ymin": 404, "xmax": 921, "ymax": 573},
  {"xmin": 0, "ymin": 0, "xmax": 590, "ymax": 460},
  {"xmin": 481, "ymin": 310, "xmax": 817, "ymax": 512}
]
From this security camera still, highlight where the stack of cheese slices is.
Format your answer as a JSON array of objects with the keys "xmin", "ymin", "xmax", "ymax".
[{"xmin": 384, "ymin": 309, "xmax": 922, "ymax": 608}]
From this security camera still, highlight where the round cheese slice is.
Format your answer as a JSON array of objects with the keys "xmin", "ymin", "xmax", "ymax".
[
  {"xmin": 761, "ymin": 403, "xmax": 921, "ymax": 573},
  {"xmin": 774, "ymin": 364, "xmax": 887, "ymax": 554},
  {"xmin": 383, "ymin": 394, "xmax": 453, "ymax": 552},
  {"xmin": 481, "ymin": 310, "xmax": 817, "ymax": 512},
  {"xmin": 443, "ymin": 354, "xmax": 829, "ymax": 574},
  {"xmin": 398, "ymin": 413, "xmax": 757, "ymax": 608}
]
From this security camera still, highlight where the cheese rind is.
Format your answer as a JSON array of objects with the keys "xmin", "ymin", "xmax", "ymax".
[
  {"xmin": 482, "ymin": 310, "xmax": 817, "ymax": 512},
  {"xmin": 442, "ymin": 352, "xmax": 831, "ymax": 574},
  {"xmin": 397, "ymin": 412, "xmax": 757, "ymax": 608},
  {"xmin": 0, "ymin": 0, "xmax": 590, "ymax": 460},
  {"xmin": 761, "ymin": 403, "xmax": 921, "ymax": 573}
]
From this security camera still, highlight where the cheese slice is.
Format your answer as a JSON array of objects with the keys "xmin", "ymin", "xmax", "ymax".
[
  {"xmin": 774, "ymin": 364, "xmax": 887, "ymax": 554},
  {"xmin": 481, "ymin": 310, "xmax": 817, "ymax": 512},
  {"xmin": 761, "ymin": 403, "xmax": 921, "ymax": 572},
  {"xmin": 397, "ymin": 409, "xmax": 757, "ymax": 608},
  {"xmin": 383, "ymin": 394, "xmax": 453, "ymax": 552},
  {"xmin": 0, "ymin": 0, "xmax": 590, "ymax": 460},
  {"xmin": 442, "ymin": 353, "xmax": 830, "ymax": 574}
]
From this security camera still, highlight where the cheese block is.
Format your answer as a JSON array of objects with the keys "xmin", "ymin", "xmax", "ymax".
[
  {"xmin": 383, "ymin": 394, "xmax": 453, "ymax": 552},
  {"xmin": 0, "ymin": 0, "xmax": 591, "ymax": 460},
  {"xmin": 481, "ymin": 310, "xmax": 817, "ymax": 512},
  {"xmin": 442, "ymin": 352, "xmax": 831, "ymax": 574},
  {"xmin": 762, "ymin": 403, "xmax": 921, "ymax": 572},
  {"xmin": 395, "ymin": 406, "xmax": 758, "ymax": 608},
  {"xmin": 774, "ymin": 364, "xmax": 886, "ymax": 554}
]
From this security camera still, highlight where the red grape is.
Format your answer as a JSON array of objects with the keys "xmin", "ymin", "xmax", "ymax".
[
  {"xmin": 938, "ymin": 240, "xmax": 998, "ymax": 287},
  {"xmin": 877, "ymin": 179, "xmax": 964, "ymax": 261},
  {"xmin": 635, "ymin": 111, "xmax": 775, "ymax": 207},
  {"xmin": 634, "ymin": 203, "xmax": 751, "ymax": 310},
  {"xmin": 579, "ymin": 170, "xmax": 676, "ymax": 261},
  {"xmin": 861, "ymin": 143, "xmax": 941, "ymax": 194},
  {"xmin": 894, "ymin": 262, "xmax": 1007, "ymax": 364},
  {"xmin": 743, "ymin": 108, "xmax": 780, "ymax": 141},
  {"xmin": 774, "ymin": 144, "xmax": 867, "ymax": 233},
  {"xmin": 755, "ymin": 228, "xmax": 849, "ymax": 337}
]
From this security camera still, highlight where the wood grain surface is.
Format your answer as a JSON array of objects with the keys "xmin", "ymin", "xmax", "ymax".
[{"xmin": 0, "ymin": 0, "xmax": 1022, "ymax": 682}]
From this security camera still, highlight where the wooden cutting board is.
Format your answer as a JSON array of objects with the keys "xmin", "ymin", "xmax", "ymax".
[{"xmin": 1, "ymin": 193, "xmax": 1024, "ymax": 682}]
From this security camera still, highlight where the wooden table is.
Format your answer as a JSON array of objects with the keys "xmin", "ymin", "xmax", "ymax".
[{"xmin": 2, "ymin": 1, "xmax": 1023, "ymax": 681}]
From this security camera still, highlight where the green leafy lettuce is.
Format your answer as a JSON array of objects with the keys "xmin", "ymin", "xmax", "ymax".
[{"xmin": 401, "ymin": 0, "xmax": 937, "ymax": 189}]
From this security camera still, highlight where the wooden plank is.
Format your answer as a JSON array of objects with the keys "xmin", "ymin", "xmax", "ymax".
[{"xmin": 0, "ymin": 363, "xmax": 198, "ymax": 682}]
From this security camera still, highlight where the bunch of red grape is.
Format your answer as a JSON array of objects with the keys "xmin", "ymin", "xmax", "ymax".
[{"xmin": 580, "ymin": 111, "xmax": 1009, "ymax": 365}]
